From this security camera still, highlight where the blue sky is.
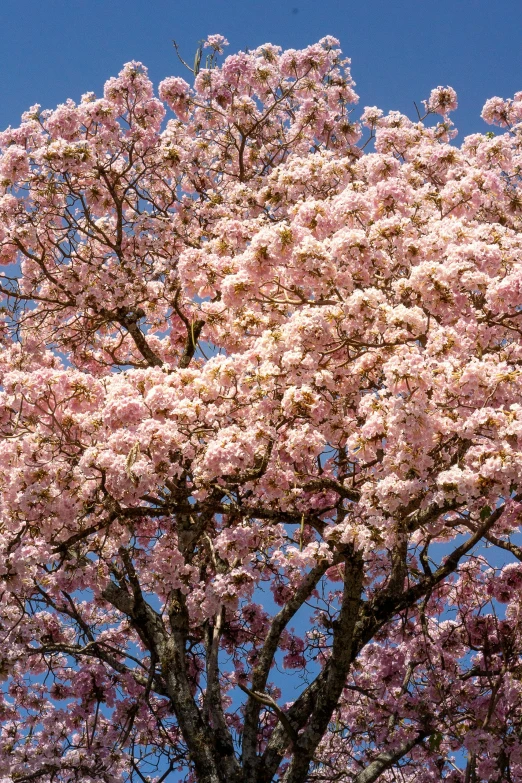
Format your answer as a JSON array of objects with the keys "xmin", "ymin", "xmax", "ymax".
[{"xmin": 1, "ymin": 0, "xmax": 521, "ymax": 139}]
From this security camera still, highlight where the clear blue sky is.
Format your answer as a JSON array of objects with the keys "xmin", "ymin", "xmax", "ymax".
[{"xmin": 1, "ymin": 0, "xmax": 521, "ymax": 139}]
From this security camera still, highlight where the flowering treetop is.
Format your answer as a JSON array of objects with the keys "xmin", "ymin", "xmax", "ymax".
[{"xmin": 1, "ymin": 34, "xmax": 522, "ymax": 783}]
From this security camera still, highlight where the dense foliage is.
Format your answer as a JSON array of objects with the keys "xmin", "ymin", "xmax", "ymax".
[{"xmin": 1, "ymin": 34, "xmax": 522, "ymax": 783}]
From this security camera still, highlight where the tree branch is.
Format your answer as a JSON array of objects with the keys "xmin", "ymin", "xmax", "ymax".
[
  {"xmin": 242, "ymin": 556, "xmax": 338, "ymax": 778},
  {"xmin": 352, "ymin": 731, "xmax": 430, "ymax": 783}
]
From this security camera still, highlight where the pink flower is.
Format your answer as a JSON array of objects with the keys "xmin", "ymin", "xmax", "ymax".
[
  {"xmin": 159, "ymin": 76, "xmax": 192, "ymax": 120},
  {"xmin": 204, "ymin": 34, "xmax": 229, "ymax": 53},
  {"xmin": 0, "ymin": 145, "xmax": 29, "ymax": 183},
  {"xmin": 423, "ymin": 85, "xmax": 458, "ymax": 115}
]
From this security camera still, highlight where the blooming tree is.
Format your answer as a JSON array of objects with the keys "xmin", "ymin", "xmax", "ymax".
[{"xmin": 1, "ymin": 33, "xmax": 522, "ymax": 783}]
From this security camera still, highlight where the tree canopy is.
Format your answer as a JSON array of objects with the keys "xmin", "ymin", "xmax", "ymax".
[{"xmin": 1, "ymin": 34, "xmax": 522, "ymax": 783}]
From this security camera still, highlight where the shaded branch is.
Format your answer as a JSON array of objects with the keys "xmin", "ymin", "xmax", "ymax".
[{"xmin": 352, "ymin": 731, "xmax": 430, "ymax": 783}]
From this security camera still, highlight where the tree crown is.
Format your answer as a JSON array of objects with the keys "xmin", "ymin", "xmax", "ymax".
[{"xmin": 1, "ymin": 34, "xmax": 522, "ymax": 783}]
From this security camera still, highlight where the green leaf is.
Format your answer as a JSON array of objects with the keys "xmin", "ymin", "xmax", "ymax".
[
  {"xmin": 480, "ymin": 505, "xmax": 492, "ymax": 521},
  {"xmin": 194, "ymin": 45, "xmax": 203, "ymax": 76}
]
